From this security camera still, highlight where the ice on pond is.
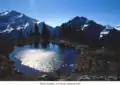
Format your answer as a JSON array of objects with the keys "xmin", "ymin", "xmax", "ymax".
[{"xmin": 15, "ymin": 49, "xmax": 63, "ymax": 72}]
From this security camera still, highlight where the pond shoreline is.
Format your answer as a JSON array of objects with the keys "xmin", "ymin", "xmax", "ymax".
[{"xmin": 0, "ymin": 39, "xmax": 119, "ymax": 80}]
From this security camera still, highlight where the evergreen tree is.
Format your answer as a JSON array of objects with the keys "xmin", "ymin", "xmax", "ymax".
[
  {"xmin": 28, "ymin": 29, "xmax": 34, "ymax": 36},
  {"xmin": 34, "ymin": 23, "xmax": 39, "ymax": 34},
  {"xmin": 34, "ymin": 23, "xmax": 40, "ymax": 48},
  {"xmin": 18, "ymin": 29, "xmax": 25, "ymax": 41},
  {"xmin": 41, "ymin": 22, "xmax": 50, "ymax": 42},
  {"xmin": 17, "ymin": 29, "xmax": 26, "ymax": 45}
]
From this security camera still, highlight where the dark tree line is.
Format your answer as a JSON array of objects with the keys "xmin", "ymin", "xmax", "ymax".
[
  {"xmin": 41, "ymin": 22, "xmax": 50, "ymax": 42},
  {"xmin": 19, "ymin": 22, "xmax": 50, "ymax": 44}
]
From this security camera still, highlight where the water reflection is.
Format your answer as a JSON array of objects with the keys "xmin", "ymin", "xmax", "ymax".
[
  {"xmin": 10, "ymin": 43, "xmax": 80, "ymax": 75},
  {"xmin": 34, "ymin": 40, "xmax": 39, "ymax": 48}
]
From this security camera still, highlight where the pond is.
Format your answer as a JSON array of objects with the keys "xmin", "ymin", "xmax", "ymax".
[{"xmin": 9, "ymin": 43, "xmax": 81, "ymax": 75}]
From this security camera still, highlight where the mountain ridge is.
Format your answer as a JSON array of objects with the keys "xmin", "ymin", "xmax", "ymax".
[{"xmin": 0, "ymin": 10, "xmax": 120, "ymax": 44}]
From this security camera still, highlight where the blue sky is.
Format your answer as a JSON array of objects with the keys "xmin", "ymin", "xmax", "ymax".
[{"xmin": 0, "ymin": 0, "xmax": 120, "ymax": 27}]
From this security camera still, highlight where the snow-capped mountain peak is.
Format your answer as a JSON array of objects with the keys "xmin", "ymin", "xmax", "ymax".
[
  {"xmin": 0, "ymin": 10, "xmax": 55, "ymax": 39},
  {"xmin": 114, "ymin": 25, "xmax": 120, "ymax": 31},
  {"xmin": 0, "ymin": 10, "xmax": 38, "ymax": 38},
  {"xmin": 99, "ymin": 25, "xmax": 120, "ymax": 38},
  {"xmin": 0, "ymin": 11, "xmax": 10, "ymax": 16}
]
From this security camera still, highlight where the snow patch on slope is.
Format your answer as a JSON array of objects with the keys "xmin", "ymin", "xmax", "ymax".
[
  {"xmin": 0, "ymin": 11, "xmax": 9, "ymax": 16},
  {"xmin": 0, "ymin": 27, "xmax": 14, "ymax": 33},
  {"xmin": 24, "ymin": 22, "xmax": 29, "ymax": 28},
  {"xmin": 17, "ymin": 14, "xmax": 23, "ymax": 18},
  {"xmin": 115, "ymin": 25, "xmax": 120, "ymax": 31},
  {"xmin": 16, "ymin": 26, "xmax": 22, "ymax": 30}
]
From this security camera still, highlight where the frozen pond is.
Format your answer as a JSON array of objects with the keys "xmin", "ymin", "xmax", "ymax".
[{"xmin": 10, "ymin": 43, "xmax": 80, "ymax": 75}]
